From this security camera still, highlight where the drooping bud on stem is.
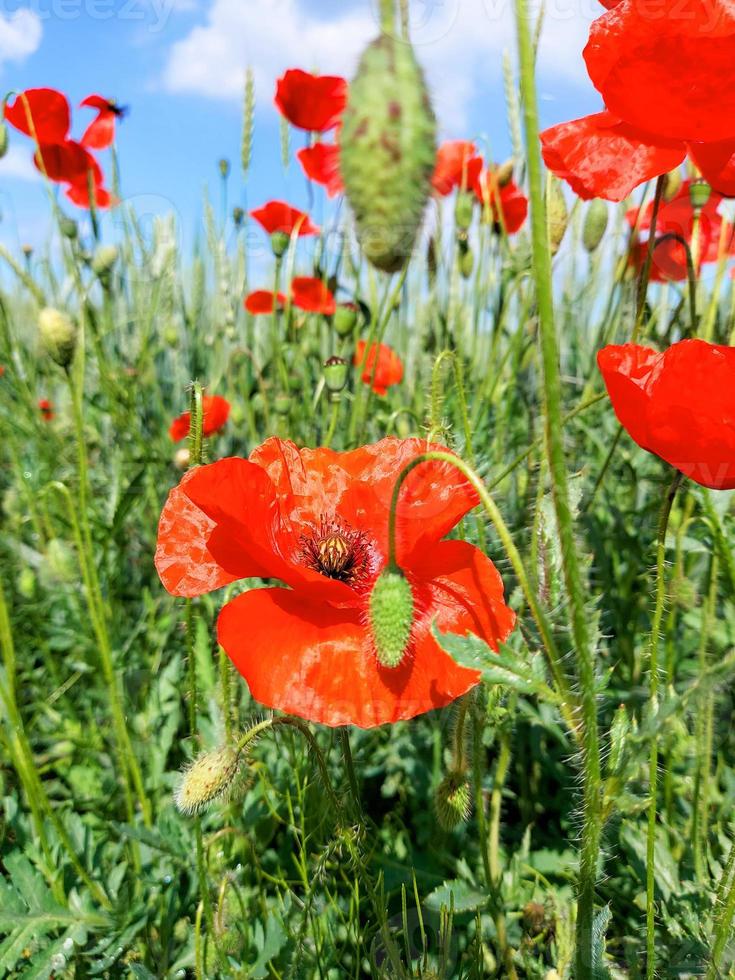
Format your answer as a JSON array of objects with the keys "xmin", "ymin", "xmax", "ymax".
[
  {"xmin": 546, "ymin": 176, "xmax": 568, "ymax": 255},
  {"xmin": 174, "ymin": 744, "xmax": 242, "ymax": 816},
  {"xmin": 369, "ymin": 566, "xmax": 414, "ymax": 669},
  {"xmin": 434, "ymin": 769, "xmax": 471, "ymax": 830},
  {"xmin": 582, "ymin": 199, "xmax": 608, "ymax": 253},
  {"xmin": 39, "ymin": 307, "xmax": 77, "ymax": 368}
]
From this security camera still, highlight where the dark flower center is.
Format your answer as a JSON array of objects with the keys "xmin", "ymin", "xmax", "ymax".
[{"xmin": 300, "ymin": 519, "xmax": 371, "ymax": 585}]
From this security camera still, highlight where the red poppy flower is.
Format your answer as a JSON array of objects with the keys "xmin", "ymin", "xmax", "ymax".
[
  {"xmin": 38, "ymin": 398, "xmax": 54, "ymax": 421},
  {"xmin": 169, "ymin": 394, "xmax": 231, "ymax": 443},
  {"xmin": 34, "ymin": 139, "xmax": 102, "ymax": 185},
  {"xmin": 80, "ymin": 95, "xmax": 126, "ymax": 150},
  {"xmin": 244, "ymin": 290, "xmax": 287, "ymax": 314},
  {"xmin": 250, "ymin": 200, "xmax": 319, "ymax": 238},
  {"xmin": 5, "ymin": 88, "xmax": 70, "ymax": 143},
  {"xmin": 354, "ymin": 341, "xmax": 404, "ymax": 396},
  {"xmin": 432, "ymin": 141, "xmax": 483, "ymax": 196},
  {"xmin": 297, "ymin": 143, "xmax": 344, "ymax": 197},
  {"xmin": 291, "ymin": 277, "xmax": 336, "ymax": 315},
  {"xmin": 275, "ymin": 69, "xmax": 348, "ymax": 132},
  {"xmin": 65, "ymin": 180, "xmax": 116, "ymax": 210},
  {"xmin": 474, "ymin": 171, "xmax": 528, "ymax": 234},
  {"xmin": 598, "ymin": 340, "xmax": 735, "ymax": 489},
  {"xmin": 155, "ymin": 437, "xmax": 515, "ymax": 727}
]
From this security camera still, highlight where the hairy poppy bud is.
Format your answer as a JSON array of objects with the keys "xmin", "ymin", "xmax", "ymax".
[
  {"xmin": 663, "ymin": 167, "xmax": 682, "ymax": 202},
  {"xmin": 689, "ymin": 178, "xmax": 711, "ymax": 212},
  {"xmin": 369, "ymin": 567, "xmax": 414, "ymax": 668},
  {"xmin": 546, "ymin": 177, "xmax": 568, "ymax": 255},
  {"xmin": 495, "ymin": 158, "xmax": 514, "ymax": 188},
  {"xmin": 340, "ymin": 33, "xmax": 436, "ymax": 273},
  {"xmin": 59, "ymin": 216, "xmax": 78, "ymax": 240},
  {"xmin": 435, "ymin": 769, "xmax": 471, "ymax": 830},
  {"xmin": 91, "ymin": 244, "xmax": 118, "ymax": 277},
  {"xmin": 174, "ymin": 745, "xmax": 241, "ymax": 816},
  {"xmin": 270, "ymin": 231, "xmax": 290, "ymax": 258},
  {"xmin": 459, "ymin": 244, "xmax": 474, "ymax": 279},
  {"xmin": 174, "ymin": 447, "xmax": 191, "ymax": 470},
  {"xmin": 0, "ymin": 122, "xmax": 8, "ymax": 160},
  {"xmin": 334, "ymin": 302, "xmax": 359, "ymax": 337},
  {"xmin": 582, "ymin": 199, "xmax": 608, "ymax": 253},
  {"xmin": 454, "ymin": 191, "xmax": 474, "ymax": 231},
  {"xmin": 39, "ymin": 307, "xmax": 77, "ymax": 368},
  {"xmin": 323, "ymin": 355, "xmax": 348, "ymax": 395}
]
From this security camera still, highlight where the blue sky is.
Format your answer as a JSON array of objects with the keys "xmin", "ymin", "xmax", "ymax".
[{"xmin": 0, "ymin": 0, "xmax": 605, "ymax": 253}]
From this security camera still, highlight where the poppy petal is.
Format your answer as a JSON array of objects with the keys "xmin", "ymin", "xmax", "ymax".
[
  {"xmin": 217, "ymin": 587, "xmax": 480, "ymax": 728},
  {"xmin": 297, "ymin": 143, "xmax": 344, "ymax": 197},
  {"xmin": 689, "ymin": 140, "xmax": 735, "ymax": 197},
  {"xmin": 275, "ymin": 69, "xmax": 348, "ymax": 132},
  {"xmin": 5, "ymin": 88, "xmax": 70, "ymax": 143},
  {"xmin": 244, "ymin": 290, "xmax": 287, "ymax": 314},
  {"xmin": 597, "ymin": 344, "xmax": 662, "ymax": 451},
  {"xmin": 155, "ymin": 470, "xmax": 240, "ymax": 597},
  {"xmin": 541, "ymin": 112, "xmax": 686, "ymax": 202}
]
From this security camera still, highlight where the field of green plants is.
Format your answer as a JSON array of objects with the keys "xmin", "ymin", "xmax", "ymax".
[{"xmin": 3, "ymin": 0, "xmax": 735, "ymax": 976}]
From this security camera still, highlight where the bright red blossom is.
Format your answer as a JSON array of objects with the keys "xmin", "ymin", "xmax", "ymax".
[
  {"xmin": 474, "ymin": 171, "xmax": 528, "ymax": 234},
  {"xmin": 275, "ymin": 69, "xmax": 348, "ymax": 132},
  {"xmin": 432, "ymin": 141, "xmax": 483, "ymax": 196},
  {"xmin": 291, "ymin": 277, "xmax": 336, "ymax": 315},
  {"xmin": 80, "ymin": 95, "xmax": 125, "ymax": 150},
  {"xmin": 250, "ymin": 201, "xmax": 320, "ymax": 237},
  {"xmin": 5, "ymin": 88, "xmax": 70, "ymax": 143},
  {"xmin": 297, "ymin": 143, "xmax": 344, "ymax": 197},
  {"xmin": 244, "ymin": 290, "xmax": 287, "ymax": 315},
  {"xmin": 354, "ymin": 341, "xmax": 404, "ymax": 396},
  {"xmin": 169, "ymin": 395, "xmax": 231, "ymax": 443},
  {"xmin": 598, "ymin": 340, "xmax": 735, "ymax": 489},
  {"xmin": 155, "ymin": 437, "xmax": 515, "ymax": 727},
  {"xmin": 38, "ymin": 398, "xmax": 54, "ymax": 421}
]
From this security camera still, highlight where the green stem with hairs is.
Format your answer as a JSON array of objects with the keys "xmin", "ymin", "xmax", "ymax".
[
  {"xmin": 513, "ymin": 0, "xmax": 602, "ymax": 965},
  {"xmin": 632, "ymin": 176, "xmax": 666, "ymax": 343},
  {"xmin": 645, "ymin": 471, "xmax": 683, "ymax": 978}
]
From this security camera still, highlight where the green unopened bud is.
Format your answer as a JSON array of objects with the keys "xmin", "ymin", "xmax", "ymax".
[
  {"xmin": 0, "ymin": 122, "xmax": 8, "ymax": 160},
  {"xmin": 218, "ymin": 158, "xmax": 230, "ymax": 179},
  {"xmin": 664, "ymin": 167, "xmax": 683, "ymax": 202},
  {"xmin": 39, "ymin": 307, "xmax": 77, "ymax": 368},
  {"xmin": 495, "ymin": 159, "xmax": 514, "ymax": 187},
  {"xmin": 91, "ymin": 244, "xmax": 118, "ymax": 277},
  {"xmin": 582, "ymin": 199, "xmax": 608, "ymax": 253},
  {"xmin": 689, "ymin": 178, "xmax": 711, "ymax": 212},
  {"xmin": 435, "ymin": 769, "xmax": 471, "ymax": 830},
  {"xmin": 334, "ymin": 302, "xmax": 359, "ymax": 337},
  {"xmin": 454, "ymin": 191, "xmax": 474, "ymax": 231},
  {"xmin": 546, "ymin": 177, "xmax": 568, "ymax": 255},
  {"xmin": 323, "ymin": 355, "xmax": 348, "ymax": 395},
  {"xmin": 270, "ymin": 231, "xmax": 289, "ymax": 258},
  {"xmin": 369, "ymin": 567, "xmax": 414, "ymax": 669},
  {"xmin": 459, "ymin": 245, "xmax": 474, "ymax": 279},
  {"xmin": 59, "ymin": 216, "xmax": 78, "ymax": 240},
  {"xmin": 274, "ymin": 393, "xmax": 291, "ymax": 416},
  {"xmin": 17, "ymin": 566, "xmax": 36, "ymax": 599},
  {"xmin": 174, "ymin": 744, "xmax": 242, "ymax": 816},
  {"xmin": 163, "ymin": 325, "xmax": 179, "ymax": 347},
  {"xmin": 232, "ymin": 206, "xmax": 245, "ymax": 228}
]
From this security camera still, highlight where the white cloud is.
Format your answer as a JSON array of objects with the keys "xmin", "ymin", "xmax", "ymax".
[
  {"xmin": 0, "ymin": 144, "xmax": 40, "ymax": 182},
  {"xmin": 161, "ymin": 0, "xmax": 596, "ymax": 132},
  {"xmin": 0, "ymin": 8, "xmax": 42, "ymax": 68}
]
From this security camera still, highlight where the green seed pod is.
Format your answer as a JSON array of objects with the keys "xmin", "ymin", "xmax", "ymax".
[
  {"xmin": 334, "ymin": 302, "xmax": 359, "ymax": 338},
  {"xmin": 582, "ymin": 199, "xmax": 608, "ymax": 253},
  {"xmin": 274, "ymin": 393, "xmax": 291, "ymax": 416},
  {"xmin": 546, "ymin": 177, "xmax": 568, "ymax": 255},
  {"xmin": 163, "ymin": 325, "xmax": 179, "ymax": 347},
  {"xmin": 689, "ymin": 178, "xmax": 711, "ymax": 212},
  {"xmin": 0, "ymin": 122, "xmax": 8, "ymax": 160},
  {"xmin": 435, "ymin": 769, "xmax": 471, "ymax": 830},
  {"xmin": 232, "ymin": 206, "xmax": 245, "ymax": 228},
  {"xmin": 340, "ymin": 33, "xmax": 437, "ymax": 273},
  {"xmin": 270, "ymin": 231, "xmax": 289, "ymax": 258},
  {"xmin": 369, "ymin": 567, "xmax": 414, "ymax": 668},
  {"xmin": 39, "ymin": 307, "xmax": 77, "ymax": 368},
  {"xmin": 323, "ymin": 355, "xmax": 348, "ymax": 394},
  {"xmin": 174, "ymin": 745, "xmax": 241, "ymax": 816},
  {"xmin": 454, "ymin": 191, "xmax": 474, "ymax": 231},
  {"xmin": 218, "ymin": 157, "xmax": 230, "ymax": 180}
]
